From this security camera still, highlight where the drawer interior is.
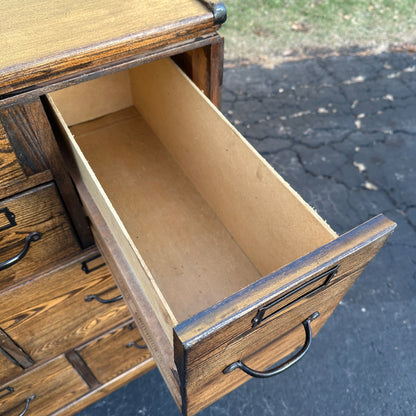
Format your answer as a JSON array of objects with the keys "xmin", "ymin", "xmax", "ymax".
[{"xmin": 49, "ymin": 59, "xmax": 337, "ymax": 336}]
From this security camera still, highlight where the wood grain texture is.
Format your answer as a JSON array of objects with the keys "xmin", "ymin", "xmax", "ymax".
[
  {"xmin": 0, "ymin": 250, "xmax": 131, "ymax": 374},
  {"xmin": 0, "ymin": 328, "xmax": 34, "ymax": 371},
  {"xmin": 0, "ymin": 355, "xmax": 89, "ymax": 415},
  {"xmin": 1, "ymin": 99, "xmax": 94, "ymax": 247},
  {"xmin": 0, "ymin": 353, "xmax": 23, "ymax": 385},
  {"xmin": 0, "ymin": 122, "xmax": 27, "ymax": 189},
  {"xmin": 0, "ymin": 34, "xmax": 222, "ymax": 110},
  {"xmin": 0, "ymin": 0, "xmax": 216, "ymax": 97},
  {"xmin": 77, "ymin": 321, "xmax": 152, "ymax": 385},
  {"xmin": 50, "ymin": 357, "xmax": 155, "ymax": 416},
  {"xmin": 0, "ymin": 103, "xmax": 49, "ymax": 177},
  {"xmin": 173, "ymin": 37, "xmax": 224, "ymax": 107},
  {"xmin": 0, "ymin": 115, "xmax": 53, "ymax": 200},
  {"xmin": 174, "ymin": 215, "xmax": 395, "ymax": 415},
  {"xmin": 0, "ymin": 183, "xmax": 81, "ymax": 291},
  {"xmin": 65, "ymin": 350, "xmax": 100, "ymax": 390}
]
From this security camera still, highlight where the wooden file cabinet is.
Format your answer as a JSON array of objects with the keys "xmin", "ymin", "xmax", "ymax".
[{"xmin": 0, "ymin": 1, "xmax": 394, "ymax": 415}]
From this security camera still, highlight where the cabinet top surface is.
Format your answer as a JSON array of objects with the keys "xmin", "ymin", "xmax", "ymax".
[{"xmin": 0, "ymin": 0, "xmax": 215, "ymax": 98}]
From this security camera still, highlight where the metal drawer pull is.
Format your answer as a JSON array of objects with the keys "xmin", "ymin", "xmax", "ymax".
[
  {"xmin": 81, "ymin": 254, "xmax": 105, "ymax": 274},
  {"xmin": 84, "ymin": 293, "xmax": 123, "ymax": 304},
  {"xmin": 0, "ymin": 232, "xmax": 42, "ymax": 271},
  {"xmin": 0, "ymin": 207, "xmax": 17, "ymax": 232},
  {"xmin": 223, "ymin": 312, "xmax": 319, "ymax": 378},
  {"xmin": 0, "ymin": 386, "xmax": 14, "ymax": 398},
  {"xmin": 126, "ymin": 341, "xmax": 147, "ymax": 350},
  {"xmin": 17, "ymin": 395, "xmax": 36, "ymax": 416},
  {"xmin": 252, "ymin": 265, "xmax": 338, "ymax": 328}
]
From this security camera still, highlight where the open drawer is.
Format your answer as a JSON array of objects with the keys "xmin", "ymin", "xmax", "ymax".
[{"xmin": 46, "ymin": 58, "xmax": 395, "ymax": 415}]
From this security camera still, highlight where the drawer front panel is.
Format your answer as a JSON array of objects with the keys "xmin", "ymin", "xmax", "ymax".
[
  {"xmin": 0, "ymin": 354, "xmax": 23, "ymax": 385},
  {"xmin": 0, "ymin": 251, "xmax": 131, "ymax": 379},
  {"xmin": 0, "ymin": 183, "xmax": 80, "ymax": 290},
  {"xmin": 0, "ymin": 355, "xmax": 88, "ymax": 415},
  {"xmin": 0, "ymin": 122, "xmax": 27, "ymax": 190},
  {"xmin": 175, "ymin": 215, "xmax": 395, "ymax": 415},
  {"xmin": 77, "ymin": 321, "xmax": 153, "ymax": 385}
]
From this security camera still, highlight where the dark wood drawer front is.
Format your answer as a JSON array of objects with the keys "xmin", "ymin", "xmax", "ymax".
[
  {"xmin": 0, "ymin": 183, "xmax": 80, "ymax": 290},
  {"xmin": 0, "ymin": 252, "xmax": 131, "ymax": 381},
  {"xmin": 0, "ymin": 123, "xmax": 27, "ymax": 190},
  {"xmin": 77, "ymin": 321, "xmax": 153, "ymax": 385},
  {"xmin": 174, "ymin": 215, "xmax": 395, "ymax": 415},
  {"xmin": 0, "ymin": 109, "xmax": 53, "ymax": 201},
  {"xmin": 0, "ymin": 354, "xmax": 23, "ymax": 385},
  {"xmin": 0, "ymin": 355, "xmax": 88, "ymax": 415}
]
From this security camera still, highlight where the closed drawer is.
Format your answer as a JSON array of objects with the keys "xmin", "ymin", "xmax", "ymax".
[
  {"xmin": 0, "ymin": 183, "xmax": 80, "ymax": 290},
  {"xmin": 0, "ymin": 355, "xmax": 88, "ymax": 415},
  {"xmin": 47, "ymin": 58, "xmax": 396, "ymax": 415},
  {"xmin": 0, "ymin": 251, "xmax": 131, "ymax": 382},
  {"xmin": 76, "ymin": 321, "xmax": 153, "ymax": 385}
]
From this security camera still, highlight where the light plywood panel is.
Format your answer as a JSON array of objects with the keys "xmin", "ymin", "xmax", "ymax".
[
  {"xmin": 129, "ymin": 59, "xmax": 337, "ymax": 276},
  {"xmin": 70, "ymin": 107, "xmax": 262, "ymax": 323}
]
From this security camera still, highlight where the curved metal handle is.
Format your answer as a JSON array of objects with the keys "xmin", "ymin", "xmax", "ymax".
[
  {"xmin": 84, "ymin": 294, "xmax": 123, "ymax": 304},
  {"xmin": 18, "ymin": 395, "xmax": 36, "ymax": 416},
  {"xmin": 223, "ymin": 312, "xmax": 319, "ymax": 378},
  {"xmin": 0, "ymin": 232, "xmax": 42, "ymax": 271}
]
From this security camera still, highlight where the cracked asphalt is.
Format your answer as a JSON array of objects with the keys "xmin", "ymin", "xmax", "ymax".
[{"xmin": 78, "ymin": 51, "xmax": 416, "ymax": 416}]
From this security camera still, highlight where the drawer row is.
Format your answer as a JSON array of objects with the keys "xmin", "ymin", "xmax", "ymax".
[
  {"xmin": 0, "ymin": 247, "xmax": 133, "ymax": 383},
  {"xmin": 0, "ymin": 181, "xmax": 155, "ymax": 414},
  {"xmin": 0, "ymin": 320, "xmax": 154, "ymax": 415}
]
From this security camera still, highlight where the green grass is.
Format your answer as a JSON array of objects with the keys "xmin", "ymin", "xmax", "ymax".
[{"xmin": 220, "ymin": 0, "xmax": 416, "ymax": 62}]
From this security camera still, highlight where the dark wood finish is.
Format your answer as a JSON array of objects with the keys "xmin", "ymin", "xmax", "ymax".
[
  {"xmin": 0, "ymin": 2, "xmax": 217, "ymax": 100},
  {"xmin": 174, "ymin": 215, "xmax": 395, "ymax": 415},
  {"xmin": 0, "ymin": 183, "xmax": 81, "ymax": 291},
  {"xmin": 0, "ymin": 353, "xmax": 23, "ymax": 384},
  {"xmin": 65, "ymin": 351, "xmax": 100, "ymax": 390},
  {"xmin": 0, "ymin": 355, "xmax": 89, "ymax": 415},
  {"xmin": 0, "ymin": 249, "xmax": 131, "ymax": 376},
  {"xmin": 0, "ymin": 122, "xmax": 27, "ymax": 189},
  {"xmin": 51, "ymin": 357, "xmax": 155, "ymax": 416},
  {"xmin": 1, "ymin": 99, "xmax": 93, "ymax": 247},
  {"xmin": 0, "ymin": 105, "xmax": 49, "ymax": 177},
  {"xmin": 0, "ymin": 328, "xmax": 34, "ymax": 370},
  {"xmin": 0, "ymin": 119, "xmax": 53, "ymax": 200},
  {"xmin": 174, "ymin": 37, "xmax": 224, "ymax": 108},
  {"xmin": 0, "ymin": 34, "xmax": 223, "ymax": 110},
  {"xmin": 77, "ymin": 321, "xmax": 152, "ymax": 385}
]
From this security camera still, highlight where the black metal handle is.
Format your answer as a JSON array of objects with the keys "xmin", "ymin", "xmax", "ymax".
[
  {"xmin": 84, "ymin": 294, "xmax": 123, "ymax": 304},
  {"xmin": 223, "ymin": 312, "xmax": 319, "ymax": 378},
  {"xmin": 252, "ymin": 265, "xmax": 338, "ymax": 328},
  {"xmin": 0, "ymin": 232, "xmax": 42, "ymax": 271},
  {"xmin": 0, "ymin": 386, "xmax": 14, "ymax": 398},
  {"xmin": 126, "ymin": 341, "xmax": 147, "ymax": 350},
  {"xmin": 0, "ymin": 207, "xmax": 17, "ymax": 232},
  {"xmin": 17, "ymin": 395, "xmax": 36, "ymax": 416}
]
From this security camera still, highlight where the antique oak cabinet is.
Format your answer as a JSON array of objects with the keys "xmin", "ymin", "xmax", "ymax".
[{"xmin": 0, "ymin": 1, "xmax": 395, "ymax": 415}]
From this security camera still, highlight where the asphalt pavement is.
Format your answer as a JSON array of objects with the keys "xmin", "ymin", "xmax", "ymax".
[{"xmin": 77, "ymin": 51, "xmax": 416, "ymax": 416}]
